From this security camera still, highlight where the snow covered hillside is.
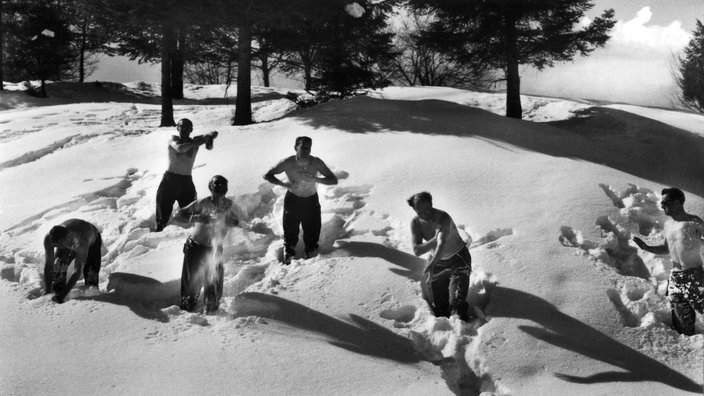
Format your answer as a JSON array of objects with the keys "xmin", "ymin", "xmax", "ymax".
[{"xmin": 0, "ymin": 82, "xmax": 702, "ymax": 395}]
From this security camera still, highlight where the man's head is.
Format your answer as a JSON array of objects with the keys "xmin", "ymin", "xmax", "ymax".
[
  {"xmin": 48, "ymin": 225, "xmax": 69, "ymax": 246},
  {"xmin": 661, "ymin": 187, "xmax": 685, "ymax": 216},
  {"xmin": 177, "ymin": 118, "xmax": 193, "ymax": 139},
  {"xmin": 294, "ymin": 136, "xmax": 312, "ymax": 159},
  {"xmin": 407, "ymin": 191, "xmax": 433, "ymax": 220},
  {"xmin": 208, "ymin": 175, "xmax": 228, "ymax": 197}
]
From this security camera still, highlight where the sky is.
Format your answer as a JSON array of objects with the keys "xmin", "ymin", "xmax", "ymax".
[{"xmin": 88, "ymin": 2, "xmax": 704, "ymax": 108}]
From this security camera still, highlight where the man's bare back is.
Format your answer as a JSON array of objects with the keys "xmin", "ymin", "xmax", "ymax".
[{"xmin": 663, "ymin": 216, "xmax": 704, "ymax": 270}]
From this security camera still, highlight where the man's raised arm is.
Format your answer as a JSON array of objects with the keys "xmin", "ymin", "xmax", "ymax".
[{"xmin": 169, "ymin": 135, "xmax": 206, "ymax": 153}]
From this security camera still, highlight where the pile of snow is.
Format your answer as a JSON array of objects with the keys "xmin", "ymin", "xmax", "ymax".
[{"xmin": 1, "ymin": 81, "xmax": 702, "ymax": 395}]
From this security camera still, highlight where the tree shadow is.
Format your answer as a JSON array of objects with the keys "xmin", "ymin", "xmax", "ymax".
[
  {"xmin": 291, "ymin": 97, "xmax": 704, "ymax": 198},
  {"xmin": 487, "ymin": 286, "xmax": 702, "ymax": 393},
  {"xmin": 77, "ymin": 272, "xmax": 180, "ymax": 322},
  {"xmin": 232, "ymin": 292, "xmax": 422, "ymax": 363}
]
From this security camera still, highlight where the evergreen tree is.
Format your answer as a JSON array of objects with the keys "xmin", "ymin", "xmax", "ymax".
[
  {"xmin": 676, "ymin": 19, "xmax": 704, "ymax": 113},
  {"xmin": 4, "ymin": 1, "xmax": 74, "ymax": 97},
  {"xmin": 276, "ymin": 0, "xmax": 397, "ymax": 96},
  {"xmin": 94, "ymin": 0, "xmax": 217, "ymax": 126},
  {"xmin": 408, "ymin": 0, "xmax": 615, "ymax": 119}
]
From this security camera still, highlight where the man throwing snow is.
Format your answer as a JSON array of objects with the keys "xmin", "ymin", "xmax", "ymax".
[
  {"xmin": 633, "ymin": 187, "xmax": 704, "ymax": 335},
  {"xmin": 408, "ymin": 192, "xmax": 472, "ymax": 321},
  {"xmin": 43, "ymin": 219, "xmax": 102, "ymax": 303},
  {"xmin": 155, "ymin": 118, "xmax": 218, "ymax": 232},
  {"xmin": 264, "ymin": 136, "xmax": 337, "ymax": 264},
  {"xmin": 175, "ymin": 175, "xmax": 240, "ymax": 313}
]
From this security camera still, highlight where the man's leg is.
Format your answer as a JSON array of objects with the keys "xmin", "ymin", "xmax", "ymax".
[
  {"xmin": 449, "ymin": 271, "xmax": 471, "ymax": 321},
  {"xmin": 283, "ymin": 192, "xmax": 302, "ymax": 259},
  {"xmin": 176, "ymin": 175, "xmax": 197, "ymax": 209},
  {"xmin": 180, "ymin": 239, "xmax": 206, "ymax": 312},
  {"xmin": 430, "ymin": 272, "xmax": 452, "ymax": 318},
  {"xmin": 83, "ymin": 234, "xmax": 102, "ymax": 287},
  {"xmin": 155, "ymin": 173, "xmax": 177, "ymax": 232},
  {"xmin": 204, "ymin": 261, "xmax": 224, "ymax": 314},
  {"xmin": 670, "ymin": 293, "xmax": 696, "ymax": 336},
  {"xmin": 301, "ymin": 194, "xmax": 321, "ymax": 257}
]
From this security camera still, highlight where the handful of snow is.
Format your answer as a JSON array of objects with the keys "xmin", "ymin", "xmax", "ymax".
[{"xmin": 345, "ymin": 2, "xmax": 364, "ymax": 18}]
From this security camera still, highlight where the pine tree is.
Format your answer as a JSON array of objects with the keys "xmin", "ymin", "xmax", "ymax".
[
  {"xmin": 94, "ymin": 0, "xmax": 217, "ymax": 126},
  {"xmin": 677, "ymin": 19, "xmax": 704, "ymax": 113},
  {"xmin": 4, "ymin": 1, "xmax": 74, "ymax": 97},
  {"xmin": 408, "ymin": 0, "xmax": 615, "ymax": 119}
]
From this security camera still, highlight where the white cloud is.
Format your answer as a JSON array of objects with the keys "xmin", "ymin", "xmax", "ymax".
[
  {"xmin": 523, "ymin": 6, "xmax": 694, "ymax": 107},
  {"xmin": 609, "ymin": 7, "xmax": 691, "ymax": 50}
]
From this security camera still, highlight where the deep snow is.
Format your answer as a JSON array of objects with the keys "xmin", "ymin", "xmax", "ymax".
[{"xmin": 0, "ymin": 82, "xmax": 702, "ymax": 395}]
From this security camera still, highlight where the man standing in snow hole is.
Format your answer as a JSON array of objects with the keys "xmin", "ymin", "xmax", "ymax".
[
  {"xmin": 408, "ymin": 192, "xmax": 472, "ymax": 321},
  {"xmin": 263, "ymin": 136, "xmax": 338, "ymax": 264},
  {"xmin": 43, "ymin": 219, "xmax": 102, "ymax": 303},
  {"xmin": 175, "ymin": 175, "xmax": 241, "ymax": 313},
  {"xmin": 633, "ymin": 187, "xmax": 704, "ymax": 335},
  {"xmin": 155, "ymin": 118, "xmax": 218, "ymax": 232}
]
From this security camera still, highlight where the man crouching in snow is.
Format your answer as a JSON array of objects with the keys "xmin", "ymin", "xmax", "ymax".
[
  {"xmin": 43, "ymin": 219, "xmax": 102, "ymax": 303},
  {"xmin": 633, "ymin": 187, "xmax": 704, "ymax": 335},
  {"xmin": 175, "ymin": 175, "xmax": 240, "ymax": 314},
  {"xmin": 408, "ymin": 192, "xmax": 472, "ymax": 321}
]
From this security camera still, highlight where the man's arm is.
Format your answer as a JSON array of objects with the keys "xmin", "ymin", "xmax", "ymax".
[
  {"xmin": 43, "ymin": 235, "xmax": 54, "ymax": 294},
  {"xmin": 411, "ymin": 219, "xmax": 436, "ymax": 256},
  {"xmin": 632, "ymin": 237, "xmax": 669, "ymax": 255},
  {"xmin": 174, "ymin": 199, "xmax": 204, "ymax": 223},
  {"xmin": 425, "ymin": 214, "xmax": 452, "ymax": 273},
  {"xmin": 263, "ymin": 159, "xmax": 292, "ymax": 189},
  {"xmin": 311, "ymin": 159, "xmax": 338, "ymax": 186},
  {"xmin": 169, "ymin": 135, "xmax": 207, "ymax": 153},
  {"xmin": 53, "ymin": 250, "xmax": 85, "ymax": 303}
]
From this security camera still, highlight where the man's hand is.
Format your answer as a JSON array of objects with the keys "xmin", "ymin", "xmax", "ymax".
[{"xmin": 52, "ymin": 294, "xmax": 65, "ymax": 304}]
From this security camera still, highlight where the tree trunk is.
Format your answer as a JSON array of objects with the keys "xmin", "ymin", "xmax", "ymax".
[
  {"xmin": 302, "ymin": 50, "xmax": 312, "ymax": 91},
  {"xmin": 160, "ymin": 23, "xmax": 176, "ymax": 127},
  {"xmin": 233, "ymin": 17, "xmax": 252, "ymax": 126},
  {"xmin": 171, "ymin": 29, "xmax": 185, "ymax": 100},
  {"xmin": 504, "ymin": 11, "xmax": 522, "ymax": 119},
  {"xmin": 0, "ymin": 0, "xmax": 4, "ymax": 90},
  {"xmin": 261, "ymin": 53, "xmax": 270, "ymax": 87},
  {"xmin": 79, "ymin": 19, "xmax": 87, "ymax": 83}
]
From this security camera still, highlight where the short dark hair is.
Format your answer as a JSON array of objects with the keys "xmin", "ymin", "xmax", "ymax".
[
  {"xmin": 209, "ymin": 175, "xmax": 228, "ymax": 190},
  {"xmin": 48, "ymin": 225, "xmax": 69, "ymax": 244},
  {"xmin": 177, "ymin": 118, "xmax": 192, "ymax": 128},
  {"xmin": 662, "ymin": 187, "xmax": 685, "ymax": 204},
  {"xmin": 407, "ymin": 191, "xmax": 432, "ymax": 208},
  {"xmin": 295, "ymin": 136, "xmax": 312, "ymax": 148}
]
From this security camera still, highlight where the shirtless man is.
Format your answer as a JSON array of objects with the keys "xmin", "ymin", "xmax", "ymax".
[
  {"xmin": 264, "ymin": 136, "xmax": 338, "ymax": 264},
  {"xmin": 175, "ymin": 175, "xmax": 240, "ymax": 313},
  {"xmin": 633, "ymin": 187, "xmax": 704, "ymax": 335},
  {"xmin": 155, "ymin": 118, "xmax": 218, "ymax": 232},
  {"xmin": 408, "ymin": 192, "xmax": 472, "ymax": 321},
  {"xmin": 43, "ymin": 219, "xmax": 102, "ymax": 303}
]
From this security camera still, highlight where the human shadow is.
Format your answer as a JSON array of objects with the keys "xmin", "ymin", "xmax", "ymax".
[
  {"xmin": 487, "ymin": 286, "xmax": 702, "ymax": 393},
  {"xmin": 334, "ymin": 240, "xmax": 426, "ymax": 281},
  {"xmin": 291, "ymin": 97, "xmax": 704, "ymax": 199},
  {"xmin": 232, "ymin": 292, "xmax": 422, "ymax": 363},
  {"xmin": 78, "ymin": 272, "xmax": 180, "ymax": 322}
]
